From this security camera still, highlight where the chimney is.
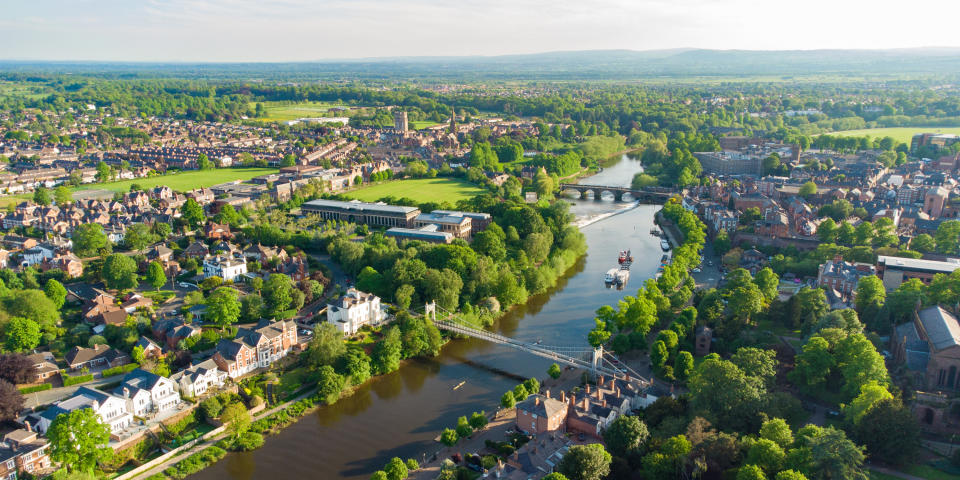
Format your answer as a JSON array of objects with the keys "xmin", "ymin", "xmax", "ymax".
[
  {"xmin": 560, "ymin": 391, "xmax": 566, "ymax": 403},
  {"xmin": 596, "ymin": 390, "xmax": 603, "ymax": 403},
  {"xmin": 25, "ymin": 423, "xmax": 31, "ymax": 433},
  {"xmin": 535, "ymin": 396, "xmax": 540, "ymax": 406},
  {"xmin": 585, "ymin": 384, "xmax": 591, "ymax": 394},
  {"xmin": 602, "ymin": 397, "xmax": 607, "ymax": 408},
  {"xmin": 122, "ymin": 387, "xmax": 129, "ymax": 398},
  {"xmin": 545, "ymin": 389, "xmax": 550, "ymax": 399},
  {"xmin": 615, "ymin": 385, "xmax": 621, "ymax": 398},
  {"xmin": 569, "ymin": 394, "xmax": 575, "ymax": 408},
  {"xmin": 598, "ymin": 375, "xmax": 604, "ymax": 386},
  {"xmin": 582, "ymin": 396, "xmax": 588, "ymax": 410},
  {"xmin": 608, "ymin": 378, "xmax": 615, "ymax": 389}
]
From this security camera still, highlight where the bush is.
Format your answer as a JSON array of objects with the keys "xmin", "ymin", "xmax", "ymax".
[
  {"xmin": 200, "ymin": 397, "xmax": 222, "ymax": 421},
  {"xmin": 63, "ymin": 373, "xmax": 94, "ymax": 386},
  {"xmin": 102, "ymin": 363, "xmax": 140, "ymax": 377},
  {"xmin": 233, "ymin": 432, "xmax": 264, "ymax": 451},
  {"xmin": 167, "ymin": 412, "xmax": 197, "ymax": 436},
  {"xmin": 19, "ymin": 384, "xmax": 52, "ymax": 394}
]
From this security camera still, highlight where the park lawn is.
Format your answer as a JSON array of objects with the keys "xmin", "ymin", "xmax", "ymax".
[
  {"xmin": 903, "ymin": 464, "xmax": 960, "ymax": 480},
  {"xmin": 344, "ymin": 178, "xmax": 485, "ymax": 204},
  {"xmin": 251, "ymin": 101, "xmax": 350, "ymax": 123},
  {"xmin": 142, "ymin": 290, "xmax": 176, "ymax": 304},
  {"xmin": 830, "ymin": 126, "xmax": 960, "ymax": 144}
]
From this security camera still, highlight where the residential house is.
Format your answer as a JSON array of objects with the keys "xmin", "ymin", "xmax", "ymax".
[
  {"xmin": 0, "ymin": 429, "xmax": 51, "ymax": 478},
  {"xmin": 113, "ymin": 369, "xmax": 181, "ymax": 417},
  {"xmin": 169, "ymin": 358, "xmax": 228, "ymax": 397},
  {"xmin": 326, "ymin": 288, "xmax": 385, "ymax": 336},
  {"xmin": 515, "ymin": 393, "xmax": 568, "ymax": 435},
  {"xmin": 152, "ymin": 318, "xmax": 202, "ymax": 350},
  {"xmin": 202, "ymin": 256, "xmax": 247, "ymax": 282},
  {"xmin": 182, "ymin": 241, "xmax": 210, "ymax": 260},
  {"xmin": 135, "ymin": 337, "xmax": 164, "ymax": 358},
  {"xmin": 212, "ymin": 319, "xmax": 298, "ymax": 379},
  {"xmin": 204, "ymin": 222, "xmax": 232, "ymax": 240},
  {"xmin": 817, "ymin": 256, "xmax": 876, "ymax": 296},
  {"xmin": 64, "ymin": 344, "xmax": 131, "ymax": 371},
  {"xmin": 25, "ymin": 352, "xmax": 59, "ymax": 383},
  {"xmin": 36, "ymin": 386, "xmax": 132, "ymax": 435},
  {"xmin": 243, "ymin": 243, "xmax": 287, "ymax": 262}
]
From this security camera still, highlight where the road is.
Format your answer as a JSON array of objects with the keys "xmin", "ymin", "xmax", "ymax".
[
  {"xmin": 690, "ymin": 238, "xmax": 723, "ymax": 289},
  {"xmin": 24, "ymin": 373, "xmax": 127, "ymax": 408}
]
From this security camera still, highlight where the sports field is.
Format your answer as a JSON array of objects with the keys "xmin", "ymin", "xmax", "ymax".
[
  {"xmin": 830, "ymin": 126, "xmax": 960, "ymax": 143},
  {"xmin": 343, "ymin": 178, "xmax": 485, "ymax": 203},
  {"xmin": 252, "ymin": 101, "xmax": 350, "ymax": 123},
  {"xmin": 410, "ymin": 121, "xmax": 442, "ymax": 130},
  {"xmin": 0, "ymin": 168, "xmax": 279, "ymax": 207}
]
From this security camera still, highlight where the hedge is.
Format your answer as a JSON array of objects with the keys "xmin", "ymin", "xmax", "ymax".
[
  {"xmin": 18, "ymin": 384, "xmax": 52, "ymax": 394},
  {"xmin": 63, "ymin": 373, "xmax": 94, "ymax": 386},
  {"xmin": 103, "ymin": 363, "xmax": 140, "ymax": 378}
]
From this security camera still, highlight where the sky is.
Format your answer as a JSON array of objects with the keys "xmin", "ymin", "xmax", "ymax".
[{"xmin": 2, "ymin": 0, "xmax": 960, "ymax": 62}]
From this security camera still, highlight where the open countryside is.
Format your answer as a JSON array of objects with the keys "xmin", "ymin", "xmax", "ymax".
[
  {"xmin": 343, "ymin": 177, "xmax": 486, "ymax": 203},
  {"xmin": 830, "ymin": 126, "xmax": 960, "ymax": 143}
]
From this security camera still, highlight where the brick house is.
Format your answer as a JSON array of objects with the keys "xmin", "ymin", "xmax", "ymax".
[
  {"xmin": 65, "ymin": 344, "xmax": 131, "ymax": 371},
  {"xmin": 213, "ymin": 319, "xmax": 298, "ymax": 378},
  {"xmin": 515, "ymin": 392, "xmax": 568, "ymax": 435},
  {"xmin": 0, "ymin": 429, "xmax": 51, "ymax": 478}
]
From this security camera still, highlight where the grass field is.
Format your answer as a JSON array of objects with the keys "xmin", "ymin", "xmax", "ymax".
[
  {"xmin": 830, "ymin": 126, "xmax": 960, "ymax": 143},
  {"xmin": 410, "ymin": 121, "xmax": 442, "ymax": 130},
  {"xmin": 343, "ymin": 178, "xmax": 485, "ymax": 203},
  {"xmin": 0, "ymin": 168, "xmax": 279, "ymax": 207},
  {"xmin": 252, "ymin": 101, "xmax": 349, "ymax": 123}
]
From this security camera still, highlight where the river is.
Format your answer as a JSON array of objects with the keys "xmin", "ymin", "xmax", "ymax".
[{"xmin": 191, "ymin": 153, "xmax": 658, "ymax": 480}]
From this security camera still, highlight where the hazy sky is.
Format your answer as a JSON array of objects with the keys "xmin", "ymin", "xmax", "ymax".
[{"xmin": 2, "ymin": 0, "xmax": 959, "ymax": 62}]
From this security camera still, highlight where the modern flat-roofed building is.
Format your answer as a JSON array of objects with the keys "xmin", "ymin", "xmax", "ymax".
[
  {"xmin": 301, "ymin": 199, "xmax": 420, "ymax": 228},
  {"xmin": 385, "ymin": 226, "xmax": 454, "ymax": 244},
  {"xmin": 876, "ymin": 255, "xmax": 960, "ymax": 290},
  {"xmin": 414, "ymin": 212, "xmax": 472, "ymax": 239}
]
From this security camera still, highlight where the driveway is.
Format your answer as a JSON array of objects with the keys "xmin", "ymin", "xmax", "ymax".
[{"xmin": 23, "ymin": 373, "xmax": 127, "ymax": 408}]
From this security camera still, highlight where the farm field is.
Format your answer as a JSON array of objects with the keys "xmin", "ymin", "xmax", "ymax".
[
  {"xmin": 0, "ymin": 168, "xmax": 279, "ymax": 207},
  {"xmin": 251, "ymin": 101, "xmax": 350, "ymax": 122},
  {"xmin": 830, "ymin": 126, "xmax": 960, "ymax": 143},
  {"xmin": 343, "ymin": 178, "xmax": 485, "ymax": 204}
]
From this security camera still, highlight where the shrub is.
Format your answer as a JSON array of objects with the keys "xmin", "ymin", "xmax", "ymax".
[
  {"xmin": 19, "ymin": 384, "xmax": 52, "ymax": 394},
  {"xmin": 63, "ymin": 373, "xmax": 94, "ymax": 386},
  {"xmin": 233, "ymin": 432, "xmax": 264, "ymax": 451},
  {"xmin": 102, "ymin": 363, "xmax": 139, "ymax": 377},
  {"xmin": 200, "ymin": 397, "xmax": 222, "ymax": 421}
]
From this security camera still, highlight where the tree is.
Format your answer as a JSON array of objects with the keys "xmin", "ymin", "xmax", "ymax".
[
  {"xmin": 557, "ymin": 443, "xmax": 612, "ymax": 480},
  {"xmin": 602, "ymin": 415, "xmax": 649, "ymax": 458},
  {"xmin": 0, "ymin": 354, "xmax": 37, "ymax": 384},
  {"xmin": 131, "ymin": 345, "xmax": 145, "ymax": 364},
  {"xmin": 651, "ymin": 340, "xmax": 669, "ymax": 370},
  {"xmin": 853, "ymin": 398, "xmax": 918, "ymax": 466},
  {"xmin": 500, "ymin": 391, "xmax": 515, "ymax": 409},
  {"xmin": 688, "ymin": 357, "xmax": 765, "ymax": 432},
  {"xmin": 139, "ymin": 261, "xmax": 166, "ymax": 292},
  {"xmin": 854, "ymin": 276, "xmax": 885, "ymax": 312},
  {"xmin": 47, "ymin": 408, "xmax": 112, "ymax": 473},
  {"xmin": 548, "ymin": 363, "xmax": 562, "ymax": 379},
  {"xmin": 96, "ymin": 161, "xmax": 111, "ymax": 183},
  {"xmin": 789, "ymin": 336, "xmax": 835, "ymax": 388},
  {"xmin": 759, "ymin": 418, "xmax": 794, "ymax": 449},
  {"xmin": 54, "ymin": 185, "xmax": 73, "ymax": 205},
  {"xmin": 102, "ymin": 253, "xmax": 139, "ymax": 290},
  {"xmin": 754, "ymin": 268, "xmax": 779, "ymax": 302},
  {"xmin": 455, "ymin": 416, "xmax": 473, "ymax": 438},
  {"xmin": 935, "ymin": 220, "xmax": 960, "ymax": 255},
  {"xmin": 737, "ymin": 465, "xmax": 767, "ymax": 480},
  {"xmin": 746, "ymin": 439, "xmax": 785, "ymax": 474},
  {"xmin": 843, "ymin": 381, "xmax": 892, "ymax": 425},
  {"xmin": 384, "ymin": 457, "xmax": 409, "ymax": 480},
  {"xmin": 33, "ymin": 187, "xmax": 51, "ymax": 206},
  {"xmin": 912, "ymin": 233, "xmax": 936, "ymax": 253},
  {"xmin": 0, "ymin": 380, "xmax": 24, "ymax": 422},
  {"xmin": 200, "ymin": 397, "xmax": 223, "ymax": 421},
  {"xmin": 440, "ymin": 428, "xmax": 458, "ymax": 446},
  {"xmin": 469, "ymin": 411, "xmax": 488, "ymax": 430},
  {"xmin": 221, "ymin": 402, "xmax": 251, "ymax": 439},
  {"xmin": 542, "ymin": 474, "xmax": 569, "ymax": 480},
  {"xmin": 72, "ymin": 223, "xmax": 111, "ymax": 257},
  {"xmin": 730, "ymin": 347, "xmax": 778, "ymax": 387},
  {"xmin": 371, "ymin": 326, "xmax": 402, "ymax": 374},
  {"xmin": 774, "ymin": 471, "xmax": 807, "ymax": 480},
  {"xmin": 44, "ymin": 278, "xmax": 67, "ymax": 309},
  {"xmin": 198, "ymin": 153, "xmax": 213, "ymax": 170},
  {"xmin": 207, "ymin": 287, "xmax": 241, "ymax": 329},
  {"xmin": 798, "ymin": 181, "xmax": 817, "ymax": 198},
  {"xmin": 4, "ymin": 289, "xmax": 60, "ymax": 330},
  {"xmin": 674, "ymin": 351, "xmax": 694, "ymax": 380},
  {"xmin": 307, "ymin": 322, "xmax": 346, "ymax": 367},
  {"xmin": 4, "ymin": 317, "xmax": 40, "ymax": 352},
  {"xmin": 263, "ymin": 274, "xmax": 294, "ymax": 315},
  {"xmin": 125, "ymin": 223, "xmax": 158, "ymax": 253},
  {"xmin": 316, "ymin": 365, "xmax": 346, "ymax": 404},
  {"xmin": 805, "ymin": 427, "xmax": 867, "ymax": 480},
  {"xmin": 182, "ymin": 198, "xmax": 205, "ymax": 229}
]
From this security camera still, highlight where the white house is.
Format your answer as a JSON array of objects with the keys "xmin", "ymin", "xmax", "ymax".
[
  {"xmin": 202, "ymin": 255, "xmax": 248, "ymax": 282},
  {"xmin": 113, "ymin": 369, "xmax": 181, "ymax": 417},
  {"xmin": 36, "ymin": 386, "xmax": 132, "ymax": 434},
  {"xmin": 326, "ymin": 288, "xmax": 385, "ymax": 336},
  {"xmin": 21, "ymin": 244, "xmax": 55, "ymax": 266},
  {"xmin": 169, "ymin": 359, "xmax": 228, "ymax": 397}
]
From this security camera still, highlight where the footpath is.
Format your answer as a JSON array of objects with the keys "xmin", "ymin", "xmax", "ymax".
[{"xmin": 129, "ymin": 387, "xmax": 318, "ymax": 480}]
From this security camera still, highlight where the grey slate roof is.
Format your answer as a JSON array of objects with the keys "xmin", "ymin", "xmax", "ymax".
[{"xmin": 918, "ymin": 306, "xmax": 960, "ymax": 351}]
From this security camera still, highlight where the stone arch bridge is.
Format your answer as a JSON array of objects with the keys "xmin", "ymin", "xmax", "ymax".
[{"xmin": 559, "ymin": 183, "xmax": 678, "ymax": 203}]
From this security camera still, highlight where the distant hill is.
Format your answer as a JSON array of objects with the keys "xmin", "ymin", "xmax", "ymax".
[{"xmin": 3, "ymin": 48, "xmax": 960, "ymax": 80}]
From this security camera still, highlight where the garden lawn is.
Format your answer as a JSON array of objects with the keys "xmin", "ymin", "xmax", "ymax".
[
  {"xmin": 344, "ymin": 178, "xmax": 485, "ymax": 204},
  {"xmin": 829, "ymin": 126, "xmax": 960, "ymax": 144}
]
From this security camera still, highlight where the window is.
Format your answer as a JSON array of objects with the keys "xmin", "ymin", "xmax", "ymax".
[{"xmin": 7, "ymin": 459, "xmax": 15, "ymax": 469}]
